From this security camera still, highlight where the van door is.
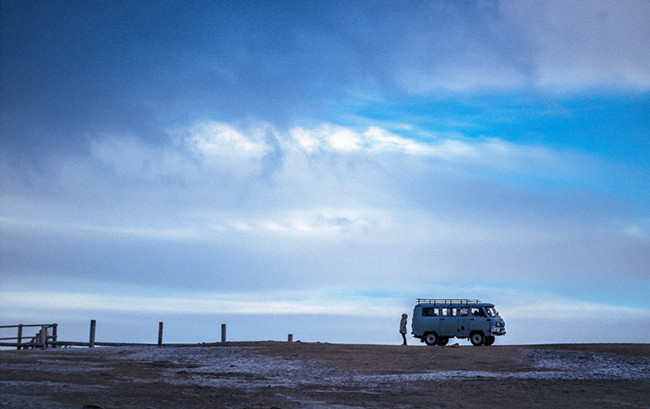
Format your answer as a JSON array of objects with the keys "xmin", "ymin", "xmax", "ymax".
[
  {"xmin": 419, "ymin": 306, "xmax": 440, "ymax": 336},
  {"xmin": 439, "ymin": 307, "xmax": 457, "ymax": 337},
  {"xmin": 457, "ymin": 307, "xmax": 470, "ymax": 337},
  {"xmin": 469, "ymin": 306, "xmax": 489, "ymax": 335}
]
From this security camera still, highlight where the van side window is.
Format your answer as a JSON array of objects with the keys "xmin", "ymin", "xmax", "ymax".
[
  {"xmin": 443, "ymin": 307, "xmax": 457, "ymax": 316},
  {"xmin": 422, "ymin": 307, "xmax": 438, "ymax": 317},
  {"xmin": 459, "ymin": 307, "xmax": 468, "ymax": 316},
  {"xmin": 471, "ymin": 307, "xmax": 485, "ymax": 317}
]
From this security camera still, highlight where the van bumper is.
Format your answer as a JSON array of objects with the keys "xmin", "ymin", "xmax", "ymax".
[{"xmin": 490, "ymin": 326, "xmax": 506, "ymax": 336}]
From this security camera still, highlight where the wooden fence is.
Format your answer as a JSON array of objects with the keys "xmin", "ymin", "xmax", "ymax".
[
  {"xmin": 0, "ymin": 321, "xmax": 252, "ymax": 349},
  {"xmin": 0, "ymin": 321, "xmax": 159, "ymax": 349},
  {"xmin": 0, "ymin": 324, "xmax": 58, "ymax": 349},
  {"xmin": 1, "ymin": 321, "xmax": 295, "ymax": 349}
]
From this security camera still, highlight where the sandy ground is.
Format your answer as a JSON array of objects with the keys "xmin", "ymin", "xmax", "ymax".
[{"xmin": 1, "ymin": 342, "xmax": 648, "ymax": 409}]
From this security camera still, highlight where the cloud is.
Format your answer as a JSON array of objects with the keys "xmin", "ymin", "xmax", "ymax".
[
  {"xmin": 287, "ymin": 123, "xmax": 559, "ymax": 167},
  {"xmin": 2, "ymin": 0, "xmax": 647, "ymax": 160},
  {"xmin": 3, "ymin": 120, "xmax": 647, "ymax": 296},
  {"xmin": 0, "ymin": 120, "xmax": 624, "ymax": 229},
  {"xmin": 184, "ymin": 122, "xmax": 272, "ymax": 167},
  {"xmin": 502, "ymin": 0, "xmax": 650, "ymax": 92},
  {"xmin": 4, "ymin": 287, "xmax": 645, "ymax": 322},
  {"xmin": 84, "ymin": 121, "xmax": 576, "ymax": 189},
  {"xmin": 356, "ymin": 0, "xmax": 650, "ymax": 95},
  {"xmin": 0, "ymin": 289, "xmax": 397, "ymax": 317}
]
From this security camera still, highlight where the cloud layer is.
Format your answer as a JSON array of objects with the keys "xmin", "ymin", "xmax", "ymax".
[{"xmin": 3, "ymin": 122, "xmax": 647, "ymax": 296}]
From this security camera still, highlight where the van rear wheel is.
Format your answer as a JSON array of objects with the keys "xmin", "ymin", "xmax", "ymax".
[
  {"xmin": 424, "ymin": 333, "xmax": 438, "ymax": 346},
  {"xmin": 470, "ymin": 332, "xmax": 485, "ymax": 346}
]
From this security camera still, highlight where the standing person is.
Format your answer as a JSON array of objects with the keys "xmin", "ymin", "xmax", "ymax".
[{"xmin": 400, "ymin": 313, "xmax": 408, "ymax": 345}]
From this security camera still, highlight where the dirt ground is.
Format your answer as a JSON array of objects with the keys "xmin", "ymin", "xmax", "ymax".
[{"xmin": 1, "ymin": 342, "xmax": 648, "ymax": 409}]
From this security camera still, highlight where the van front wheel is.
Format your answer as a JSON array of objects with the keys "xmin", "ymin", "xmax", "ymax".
[
  {"xmin": 470, "ymin": 332, "xmax": 485, "ymax": 346},
  {"xmin": 424, "ymin": 333, "xmax": 438, "ymax": 346},
  {"xmin": 484, "ymin": 336, "xmax": 495, "ymax": 346}
]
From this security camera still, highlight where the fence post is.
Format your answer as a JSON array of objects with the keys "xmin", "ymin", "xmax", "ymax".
[
  {"xmin": 40, "ymin": 325, "xmax": 47, "ymax": 349},
  {"xmin": 221, "ymin": 324, "xmax": 226, "ymax": 343},
  {"xmin": 52, "ymin": 324, "xmax": 58, "ymax": 348},
  {"xmin": 17, "ymin": 324, "xmax": 23, "ymax": 350},
  {"xmin": 158, "ymin": 322, "xmax": 163, "ymax": 346},
  {"xmin": 89, "ymin": 320, "xmax": 96, "ymax": 348}
]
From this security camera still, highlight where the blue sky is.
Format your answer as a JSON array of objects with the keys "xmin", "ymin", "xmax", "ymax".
[{"xmin": 1, "ymin": 0, "xmax": 649, "ymax": 345}]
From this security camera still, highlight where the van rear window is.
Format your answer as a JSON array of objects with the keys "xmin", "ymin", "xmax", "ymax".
[{"xmin": 422, "ymin": 307, "xmax": 439, "ymax": 316}]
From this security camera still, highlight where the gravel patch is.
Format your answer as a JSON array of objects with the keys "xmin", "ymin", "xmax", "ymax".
[
  {"xmin": 520, "ymin": 348, "xmax": 650, "ymax": 381},
  {"xmin": 116, "ymin": 345, "xmax": 650, "ymax": 388}
]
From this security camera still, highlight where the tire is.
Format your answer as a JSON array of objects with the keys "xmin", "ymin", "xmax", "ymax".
[
  {"xmin": 437, "ymin": 337, "xmax": 449, "ymax": 346},
  {"xmin": 484, "ymin": 336, "xmax": 495, "ymax": 346},
  {"xmin": 424, "ymin": 333, "xmax": 438, "ymax": 346},
  {"xmin": 470, "ymin": 332, "xmax": 485, "ymax": 346}
]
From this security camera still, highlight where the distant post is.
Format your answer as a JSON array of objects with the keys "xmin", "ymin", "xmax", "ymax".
[
  {"xmin": 52, "ymin": 324, "xmax": 58, "ymax": 348},
  {"xmin": 158, "ymin": 322, "xmax": 163, "ymax": 346},
  {"xmin": 288, "ymin": 334, "xmax": 293, "ymax": 342},
  {"xmin": 17, "ymin": 324, "xmax": 23, "ymax": 350},
  {"xmin": 89, "ymin": 320, "xmax": 96, "ymax": 348},
  {"xmin": 221, "ymin": 324, "xmax": 226, "ymax": 343}
]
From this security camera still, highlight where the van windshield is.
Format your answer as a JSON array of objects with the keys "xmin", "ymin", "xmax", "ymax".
[{"xmin": 486, "ymin": 307, "xmax": 499, "ymax": 317}]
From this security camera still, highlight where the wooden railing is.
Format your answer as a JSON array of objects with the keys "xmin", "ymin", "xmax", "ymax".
[
  {"xmin": 1, "ymin": 320, "xmax": 265, "ymax": 349},
  {"xmin": 0, "ymin": 324, "xmax": 58, "ymax": 349}
]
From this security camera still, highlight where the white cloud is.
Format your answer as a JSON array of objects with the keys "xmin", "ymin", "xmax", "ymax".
[
  {"xmin": 503, "ymin": 298, "xmax": 646, "ymax": 321},
  {"xmin": 286, "ymin": 123, "xmax": 559, "ymax": 168},
  {"xmin": 84, "ymin": 122, "xmax": 583, "ymax": 188},
  {"xmin": 183, "ymin": 121, "xmax": 272, "ymax": 173},
  {"xmin": 241, "ymin": 208, "xmax": 384, "ymax": 236},
  {"xmin": 0, "ymin": 216, "xmax": 199, "ymax": 241},
  {"xmin": 0, "ymin": 290, "xmax": 397, "ymax": 317},
  {"xmin": 187, "ymin": 122, "xmax": 270, "ymax": 159},
  {"xmin": 326, "ymin": 127, "xmax": 363, "ymax": 153},
  {"xmin": 363, "ymin": 126, "xmax": 433, "ymax": 155}
]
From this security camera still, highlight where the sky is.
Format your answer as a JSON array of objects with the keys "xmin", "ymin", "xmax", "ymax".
[{"xmin": 1, "ymin": 0, "xmax": 649, "ymax": 346}]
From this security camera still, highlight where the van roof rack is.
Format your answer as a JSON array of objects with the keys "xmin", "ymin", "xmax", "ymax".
[{"xmin": 417, "ymin": 298, "xmax": 481, "ymax": 305}]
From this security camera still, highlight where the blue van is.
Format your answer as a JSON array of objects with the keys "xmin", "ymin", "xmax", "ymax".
[{"xmin": 411, "ymin": 298, "xmax": 506, "ymax": 346}]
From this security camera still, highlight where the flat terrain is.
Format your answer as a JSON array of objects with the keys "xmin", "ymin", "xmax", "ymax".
[{"xmin": 1, "ymin": 342, "xmax": 648, "ymax": 408}]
